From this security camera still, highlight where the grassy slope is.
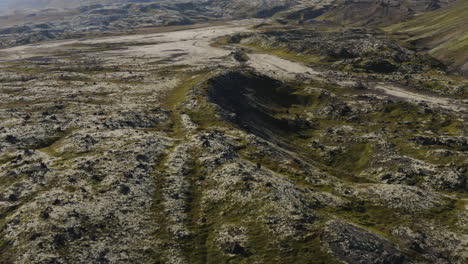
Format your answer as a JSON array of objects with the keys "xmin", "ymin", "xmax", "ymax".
[{"xmin": 385, "ymin": 0, "xmax": 468, "ymax": 73}]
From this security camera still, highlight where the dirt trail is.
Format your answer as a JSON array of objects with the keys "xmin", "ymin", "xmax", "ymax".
[
  {"xmin": 247, "ymin": 53, "xmax": 319, "ymax": 79},
  {"xmin": 245, "ymin": 52, "xmax": 465, "ymax": 112}
]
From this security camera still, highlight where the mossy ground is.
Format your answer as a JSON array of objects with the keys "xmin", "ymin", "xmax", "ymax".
[
  {"xmin": 150, "ymin": 68, "xmax": 347, "ymax": 263},
  {"xmin": 171, "ymin": 67, "xmax": 466, "ymax": 260}
]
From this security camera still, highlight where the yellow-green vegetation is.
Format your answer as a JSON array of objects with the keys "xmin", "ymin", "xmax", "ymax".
[
  {"xmin": 186, "ymin": 100, "xmax": 229, "ymax": 130},
  {"xmin": 209, "ymin": 37, "xmax": 229, "ymax": 48},
  {"xmin": 330, "ymin": 142, "xmax": 374, "ymax": 174},
  {"xmin": 385, "ymin": 0, "xmax": 468, "ymax": 71},
  {"xmin": 361, "ymin": 101, "xmax": 467, "ymax": 167},
  {"xmin": 326, "ymin": 195, "xmax": 466, "ymax": 260},
  {"xmin": 149, "ymin": 148, "xmax": 181, "ymax": 263},
  {"xmin": 0, "ymin": 230, "xmax": 15, "ymax": 263},
  {"xmin": 214, "ymin": 68, "xmax": 467, "ymax": 187},
  {"xmin": 331, "ymin": 200, "xmax": 408, "ymax": 236},
  {"xmin": 203, "ymin": 71, "xmax": 374, "ymax": 182},
  {"xmin": 150, "ymin": 72, "xmax": 350, "ymax": 263},
  {"xmin": 181, "ymin": 151, "xmax": 341, "ymax": 264},
  {"xmin": 403, "ymin": 74, "xmax": 468, "ymax": 98},
  {"xmin": 1, "ymin": 3, "xmax": 466, "ymax": 261},
  {"xmin": 162, "ymin": 71, "xmax": 211, "ymax": 110},
  {"xmin": 391, "ymin": 139, "xmax": 466, "ymax": 167},
  {"xmin": 364, "ymin": 101, "xmax": 463, "ymax": 136},
  {"xmin": 159, "ymin": 69, "xmax": 215, "ymax": 139},
  {"xmin": 3, "ymin": 62, "xmax": 50, "ymax": 75},
  {"xmin": 238, "ymin": 143, "xmax": 310, "ymax": 184},
  {"xmin": 38, "ymin": 135, "xmax": 85, "ymax": 162},
  {"xmin": 424, "ymin": 199, "xmax": 467, "ymax": 233}
]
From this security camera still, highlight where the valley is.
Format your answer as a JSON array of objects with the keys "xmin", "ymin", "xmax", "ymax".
[{"xmin": 0, "ymin": 1, "xmax": 466, "ymax": 263}]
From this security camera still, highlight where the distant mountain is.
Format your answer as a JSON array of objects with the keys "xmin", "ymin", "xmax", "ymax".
[
  {"xmin": 0, "ymin": 0, "xmax": 297, "ymax": 15},
  {"xmin": 273, "ymin": 0, "xmax": 466, "ymax": 73},
  {"xmin": 311, "ymin": 0, "xmax": 459, "ymax": 26},
  {"xmin": 0, "ymin": 0, "xmax": 154, "ymax": 11}
]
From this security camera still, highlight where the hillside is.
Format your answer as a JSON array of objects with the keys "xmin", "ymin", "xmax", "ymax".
[
  {"xmin": 385, "ymin": 0, "xmax": 468, "ymax": 74},
  {"xmin": 305, "ymin": 0, "xmax": 457, "ymax": 26}
]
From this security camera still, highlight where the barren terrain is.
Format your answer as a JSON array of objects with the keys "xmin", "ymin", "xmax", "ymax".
[{"xmin": 0, "ymin": 1, "xmax": 467, "ymax": 264}]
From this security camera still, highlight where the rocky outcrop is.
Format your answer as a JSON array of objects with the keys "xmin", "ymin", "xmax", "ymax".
[
  {"xmin": 229, "ymin": 29, "xmax": 446, "ymax": 74},
  {"xmin": 323, "ymin": 220, "xmax": 408, "ymax": 264},
  {"xmin": 392, "ymin": 226, "xmax": 468, "ymax": 263},
  {"xmin": 0, "ymin": 130, "xmax": 173, "ymax": 263}
]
